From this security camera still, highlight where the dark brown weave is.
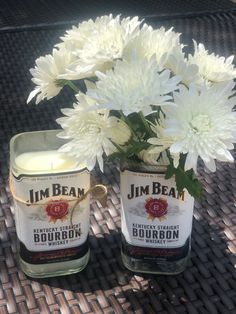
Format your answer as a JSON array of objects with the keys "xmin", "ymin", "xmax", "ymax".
[
  {"xmin": 0, "ymin": 11, "xmax": 236, "ymax": 314},
  {"xmin": 0, "ymin": 0, "xmax": 236, "ymax": 31}
]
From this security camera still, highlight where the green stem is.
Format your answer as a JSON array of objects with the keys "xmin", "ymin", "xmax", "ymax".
[
  {"xmin": 86, "ymin": 76, "xmax": 98, "ymax": 83},
  {"xmin": 139, "ymin": 111, "xmax": 154, "ymax": 137},
  {"xmin": 166, "ymin": 149, "xmax": 173, "ymax": 165},
  {"xmin": 66, "ymin": 80, "xmax": 80, "ymax": 93},
  {"xmin": 119, "ymin": 111, "xmax": 137, "ymax": 139},
  {"xmin": 110, "ymin": 139, "xmax": 126, "ymax": 154}
]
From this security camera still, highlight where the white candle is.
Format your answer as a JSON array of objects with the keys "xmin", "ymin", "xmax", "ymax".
[
  {"xmin": 11, "ymin": 130, "xmax": 90, "ymax": 278},
  {"xmin": 15, "ymin": 150, "xmax": 78, "ymax": 173}
]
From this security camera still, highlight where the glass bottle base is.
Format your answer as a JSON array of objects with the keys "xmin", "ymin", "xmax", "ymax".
[
  {"xmin": 121, "ymin": 250, "xmax": 189, "ymax": 275},
  {"xmin": 18, "ymin": 250, "xmax": 90, "ymax": 278},
  {"xmin": 121, "ymin": 235, "xmax": 191, "ymax": 275}
]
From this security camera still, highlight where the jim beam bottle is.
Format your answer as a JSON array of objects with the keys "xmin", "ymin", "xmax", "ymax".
[
  {"xmin": 120, "ymin": 161, "xmax": 194, "ymax": 274},
  {"xmin": 10, "ymin": 130, "xmax": 90, "ymax": 278}
]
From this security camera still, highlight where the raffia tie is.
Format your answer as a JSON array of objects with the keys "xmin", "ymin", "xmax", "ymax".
[{"xmin": 9, "ymin": 174, "xmax": 107, "ymax": 229}]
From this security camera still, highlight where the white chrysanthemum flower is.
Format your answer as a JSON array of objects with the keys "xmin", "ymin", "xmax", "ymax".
[
  {"xmin": 109, "ymin": 119, "xmax": 131, "ymax": 145},
  {"xmin": 90, "ymin": 56, "xmax": 180, "ymax": 116},
  {"xmin": 123, "ymin": 25, "xmax": 183, "ymax": 69},
  {"xmin": 59, "ymin": 14, "xmax": 142, "ymax": 80},
  {"xmin": 163, "ymin": 82, "xmax": 236, "ymax": 172},
  {"xmin": 147, "ymin": 112, "xmax": 174, "ymax": 154},
  {"xmin": 27, "ymin": 48, "xmax": 75, "ymax": 104},
  {"xmin": 138, "ymin": 148, "xmax": 160, "ymax": 165},
  {"xmin": 59, "ymin": 19, "xmax": 97, "ymax": 50},
  {"xmin": 167, "ymin": 54, "xmax": 203, "ymax": 87},
  {"xmin": 138, "ymin": 148, "xmax": 170, "ymax": 166},
  {"xmin": 188, "ymin": 41, "xmax": 236, "ymax": 83},
  {"xmin": 56, "ymin": 94, "xmax": 131, "ymax": 171}
]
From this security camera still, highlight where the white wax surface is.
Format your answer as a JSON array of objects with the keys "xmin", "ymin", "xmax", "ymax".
[{"xmin": 15, "ymin": 150, "xmax": 78, "ymax": 173}]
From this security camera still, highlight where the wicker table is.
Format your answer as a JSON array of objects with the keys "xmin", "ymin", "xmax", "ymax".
[{"xmin": 1, "ymin": 1, "xmax": 236, "ymax": 313}]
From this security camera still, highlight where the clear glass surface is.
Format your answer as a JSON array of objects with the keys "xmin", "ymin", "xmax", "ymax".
[{"xmin": 120, "ymin": 160, "xmax": 192, "ymax": 275}]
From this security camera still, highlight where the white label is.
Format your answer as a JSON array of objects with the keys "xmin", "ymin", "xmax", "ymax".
[
  {"xmin": 121, "ymin": 170, "xmax": 194, "ymax": 248},
  {"xmin": 12, "ymin": 170, "xmax": 90, "ymax": 253}
]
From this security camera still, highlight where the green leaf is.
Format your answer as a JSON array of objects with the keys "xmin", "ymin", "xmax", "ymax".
[
  {"xmin": 165, "ymin": 162, "xmax": 175, "ymax": 179},
  {"xmin": 125, "ymin": 140, "xmax": 150, "ymax": 158},
  {"xmin": 165, "ymin": 161, "xmax": 203, "ymax": 199},
  {"xmin": 108, "ymin": 139, "xmax": 150, "ymax": 161},
  {"xmin": 127, "ymin": 113, "xmax": 153, "ymax": 140},
  {"xmin": 107, "ymin": 152, "xmax": 123, "ymax": 161}
]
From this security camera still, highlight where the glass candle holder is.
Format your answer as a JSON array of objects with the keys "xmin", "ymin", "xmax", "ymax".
[{"xmin": 10, "ymin": 130, "xmax": 90, "ymax": 278}]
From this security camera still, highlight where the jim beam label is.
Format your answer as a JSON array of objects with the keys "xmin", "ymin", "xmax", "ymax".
[
  {"xmin": 121, "ymin": 170, "xmax": 194, "ymax": 251},
  {"xmin": 11, "ymin": 170, "xmax": 90, "ymax": 264}
]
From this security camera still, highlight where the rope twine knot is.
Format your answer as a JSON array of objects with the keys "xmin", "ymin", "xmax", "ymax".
[{"xmin": 9, "ymin": 174, "xmax": 108, "ymax": 229}]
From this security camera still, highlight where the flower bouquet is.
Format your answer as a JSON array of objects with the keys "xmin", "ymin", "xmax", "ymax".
[
  {"xmin": 27, "ymin": 15, "xmax": 236, "ymax": 274},
  {"xmin": 28, "ymin": 14, "xmax": 236, "ymax": 198}
]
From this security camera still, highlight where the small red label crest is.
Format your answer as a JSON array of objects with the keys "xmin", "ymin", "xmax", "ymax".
[
  {"xmin": 46, "ymin": 200, "xmax": 69, "ymax": 223},
  {"xmin": 145, "ymin": 197, "xmax": 168, "ymax": 221}
]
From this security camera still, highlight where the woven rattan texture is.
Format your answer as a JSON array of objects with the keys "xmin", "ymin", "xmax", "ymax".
[
  {"xmin": 0, "ymin": 11, "xmax": 236, "ymax": 314},
  {"xmin": 0, "ymin": 0, "xmax": 236, "ymax": 30}
]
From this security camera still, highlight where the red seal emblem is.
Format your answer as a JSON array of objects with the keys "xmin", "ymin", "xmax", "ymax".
[
  {"xmin": 46, "ymin": 200, "xmax": 69, "ymax": 223},
  {"xmin": 145, "ymin": 197, "xmax": 168, "ymax": 221}
]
